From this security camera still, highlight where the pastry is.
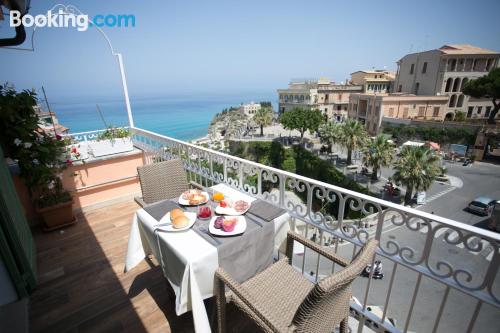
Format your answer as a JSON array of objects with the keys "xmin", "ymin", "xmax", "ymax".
[
  {"xmin": 172, "ymin": 215, "xmax": 190, "ymax": 229},
  {"xmin": 170, "ymin": 208, "xmax": 185, "ymax": 221}
]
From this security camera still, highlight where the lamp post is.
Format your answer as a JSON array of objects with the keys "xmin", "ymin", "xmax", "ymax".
[{"xmin": 1, "ymin": 4, "xmax": 135, "ymax": 128}]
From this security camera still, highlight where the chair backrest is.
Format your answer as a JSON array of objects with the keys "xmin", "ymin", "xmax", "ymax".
[
  {"xmin": 137, "ymin": 159, "xmax": 189, "ymax": 204},
  {"xmin": 292, "ymin": 239, "xmax": 378, "ymax": 333}
]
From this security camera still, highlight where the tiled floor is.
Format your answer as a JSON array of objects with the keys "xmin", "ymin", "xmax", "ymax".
[{"xmin": 29, "ymin": 201, "xmax": 257, "ymax": 333}]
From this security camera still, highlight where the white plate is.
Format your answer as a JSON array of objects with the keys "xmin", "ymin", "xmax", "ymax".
[
  {"xmin": 156, "ymin": 212, "xmax": 197, "ymax": 232},
  {"xmin": 208, "ymin": 216, "xmax": 247, "ymax": 236},
  {"xmin": 214, "ymin": 205, "xmax": 249, "ymax": 216},
  {"xmin": 214, "ymin": 200, "xmax": 251, "ymax": 215},
  {"xmin": 178, "ymin": 191, "xmax": 209, "ymax": 206}
]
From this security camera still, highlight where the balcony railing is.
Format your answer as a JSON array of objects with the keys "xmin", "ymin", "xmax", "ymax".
[
  {"xmin": 130, "ymin": 126, "xmax": 500, "ymax": 333},
  {"xmin": 62, "ymin": 127, "xmax": 130, "ymax": 143}
]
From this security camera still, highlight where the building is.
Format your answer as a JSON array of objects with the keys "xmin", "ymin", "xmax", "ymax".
[
  {"xmin": 239, "ymin": 102, "xmax": 261, "ymax": 117},
  {"xmin": 348, "ymin": 93, "xmax": 449, "ymax": 135},
  {"xmin": 393, "ymin": 44, "xmax": 500, "ymax": 121},
  {"xmin": 350, "ymin": 70, "xmax": 395, "ymax": 94},
  {"xmin": 277, "ymin": 78, "xmax": 363, "ymax": 121},
  {"xmin": 33, "ymin": 104, "xmax": 69, "ymax": 135}
]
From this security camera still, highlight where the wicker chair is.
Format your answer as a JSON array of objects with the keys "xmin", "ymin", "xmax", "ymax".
[
  {"xmin": 134, "ymin": 159, "xmax": 201, "ymax": 207},
  {"xmin": 215, "ymin": 231, "xmax": 378, "ymax": 333}
]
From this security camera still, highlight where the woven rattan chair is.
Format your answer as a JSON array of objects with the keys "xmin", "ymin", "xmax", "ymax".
[
  {"xmin": 215, "ymin": 231, "xmax": 378, "ymax": 333},
  {"xmin": 134, "ymin": 159, "xmax": 201, "ymax": 207}
]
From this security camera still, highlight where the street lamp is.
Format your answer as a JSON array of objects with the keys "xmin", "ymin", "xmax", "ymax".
[{"xmin": 1, "ymin": 4, "xmax": 134, "ymax": 127}]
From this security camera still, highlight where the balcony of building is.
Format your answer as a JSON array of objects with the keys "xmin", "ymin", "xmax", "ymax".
[{"xmin": 4, "ymin": 126, "xmax": 498, "ymax": 333}]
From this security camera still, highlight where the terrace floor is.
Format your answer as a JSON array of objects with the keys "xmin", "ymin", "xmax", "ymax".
[{"xmin": 29, "ymin": 201, "xmax": 259, "ymax": 333}]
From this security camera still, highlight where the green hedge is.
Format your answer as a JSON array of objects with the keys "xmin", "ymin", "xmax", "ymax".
[
  {"xmin": 227, "ymin": 141, "xmax": 374, "ymax": 219},
  {"xmin": 382, "ymin": 124, "xmax": 477, "ymax": 145}
]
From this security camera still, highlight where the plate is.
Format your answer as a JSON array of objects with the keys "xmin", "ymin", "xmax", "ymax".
[
  {"xmin": 156, "ymin": 212, "xmax": 197, "ymax": 232},
  {"xmin": 208, "ymin": 215, "xmax": 247, "ymax": 236},
  {"xmin": 214, "ymin": 200, "xmax": 250, "ymax": 216},
  {"xmin": 178, "ymin": 191, "xmax": 209, "ymax": 206}
]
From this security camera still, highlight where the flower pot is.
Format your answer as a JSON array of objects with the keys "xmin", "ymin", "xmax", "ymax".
[
  {"xmin": 36, "ymin": 200, "xmax": 76, "ymax": 231},
  {"xmin": 88, "ymin": 137, "xmax": 133, "ymax": 157}
]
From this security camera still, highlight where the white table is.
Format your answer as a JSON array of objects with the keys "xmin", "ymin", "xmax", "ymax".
[{"xmin": 125, "ymin": 184, "xmax": 290, "ymax": 332}]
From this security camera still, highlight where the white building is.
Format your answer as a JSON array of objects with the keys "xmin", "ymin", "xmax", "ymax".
[{"xmin": 240, "ymin": 102, "xmax": 261, "ymax": 117}]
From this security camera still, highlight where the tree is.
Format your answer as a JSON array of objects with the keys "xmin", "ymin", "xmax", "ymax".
[
  {"xmin": 253, "ymin": 107, "xmax": 273, "ymax": 136},
  {"xmin": 318, "ymin": 122, "xmax": 341, "ymax": 153},
  {"xmin": 259, "ymin": 101, "xmax": 272, "ymax": 108},
  {"xmin": 337, "ymin": 119, "xmax": 367, "ymax": 165},
  {"xmin": 362, "ymin": 134, "xmax": 394, "ymax": 181},
  {"xmin": 454, "ymin": 111, "xmax": 466, "ymax": 122},
  {"xmin": 392, "ymin": 146, "xmax": 441, "ymax": 205},
  {"xmin": 279, "ymin": 107, "xmax": 323, "ymax": 140},
  {"xmin": 463, "ymin": 68, "xmax": 500, "ymax": 124}
]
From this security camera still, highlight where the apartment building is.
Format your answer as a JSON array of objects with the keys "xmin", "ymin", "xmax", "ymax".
[
  {"xmin": 394, "ymin": 44, "xmax": 500, "ymax": 121},
  {"xmin": 239, "ymin": 102, "xmax": 261, "ymax": 117},
  {"xmin": 348, "ymin": 93, "xmax": 449, "ymax": 135},
  {"xmin": 277, "ymin": 78, "xmax": 363, "ymax": 121},
  {"xmin": 350, "ymin": 70, "xmax": 395, "ymax": 94}
]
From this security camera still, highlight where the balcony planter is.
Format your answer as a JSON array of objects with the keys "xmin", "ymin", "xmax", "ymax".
[
  {"xmin": 36, "ymin": 199, "xmax": 76, "ymax": 231},
  {"xmin": 88, "ymin": 137, "xmax": 133, "ymax": 157}
]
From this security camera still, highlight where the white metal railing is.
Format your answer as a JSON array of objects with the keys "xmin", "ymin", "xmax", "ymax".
[
  {"xmin": 62, "ymin": 127, "xmax": 129, "ymax": 143},
  {"xmin": 131, "ymin": 126, "xmax": 500, "ymax": 333}
]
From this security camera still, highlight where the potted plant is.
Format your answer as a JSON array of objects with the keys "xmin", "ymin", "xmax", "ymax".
[
  {"xmin": 36, "ymin": 175, "xmax": 75, "ymax": 230},
  {"xmin": 88, "ymin": 126, "xmax": 133, "ymax": 157},
  {"xmin": 0, "ymin": 84, "xmax": 76, "ymax": 230}
]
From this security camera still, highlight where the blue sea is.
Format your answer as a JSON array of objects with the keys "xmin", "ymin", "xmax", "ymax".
[{"xmin": 53, "ymin": 93, "xmax": 277, "ymax": 141}]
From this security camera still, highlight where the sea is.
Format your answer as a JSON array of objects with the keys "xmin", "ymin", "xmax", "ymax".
[{"xmin": 53, "ymin": 93, "xmax": 277, "ymax": 141}]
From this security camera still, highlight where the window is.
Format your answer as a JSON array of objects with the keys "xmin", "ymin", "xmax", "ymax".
[
  {"xmin": 410, "ymin": 64, "xmax": 415, "ymax": 74},
  {"xmin": 418, "ymin": 106, "xmax": 425, "ymax": 117},
  {"xmin": 338, "ymin": 93, "xmax": 342, "ymax": 101},
  {"xmin": 477, "ymin": 106, "xmax": 482, "ymax": 115},
  {"xmin": 325, "ymin": 94, "xmax": 329, "ymax": 100},
  {"xmin": 422, "ymin": 62, "xmax": 428, "ymax": 73},
  {"xmin": 398, "ymin": 85, "xmax": 402, "ymax": 92},
  {"xmin": 433, "ymin": 107, "xmax": 440, "ymax": 117},
  {"xmin": 389, "ymin": 107, "xmax": 394, "ymax": 117},
  {"xmin": 467, "ymin": 107, "xmax": 473, "ymax": 118},
  {"xmin": 486, "ymin": 106, "xmax": 492, "ymax": 118},
  {"xmin": 415, "ymin": 82, "xmax": 420, "ymax": 95}
]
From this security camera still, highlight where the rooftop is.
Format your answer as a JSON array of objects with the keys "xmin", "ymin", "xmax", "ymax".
[{"xmin": 439, "ymin": 44, "xmax": 500, "ymax": 55}]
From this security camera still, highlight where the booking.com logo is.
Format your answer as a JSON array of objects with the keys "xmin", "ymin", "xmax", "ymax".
[{"xmin": 9, "ymin": 9, "xmax": 135, "ymax": 31}]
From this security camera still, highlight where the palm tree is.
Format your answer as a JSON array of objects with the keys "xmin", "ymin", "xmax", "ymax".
[
  {"xmin": 362, "ymin": 134, "xmax": 394, "ymax": 181},
  {"xmin": 253, "ymin": 107, "xmax": 273, "ymax": 136},
  {"xmin": 338, "ymin": 119, "xmax": 367, "ymax": 165},
  {"xmin": 318, "ymin": 122, "xmax": 341, "ymax": 153},
  {"xmin": 392, "ymin": 146, "xmax": 441, "ymax": 205}
]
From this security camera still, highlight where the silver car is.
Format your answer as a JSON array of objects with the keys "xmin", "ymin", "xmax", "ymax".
[{"xmin": 467, "ymin": 197, "xmax": 496, "ymax": 216}]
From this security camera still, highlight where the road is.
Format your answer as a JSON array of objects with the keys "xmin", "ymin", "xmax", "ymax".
[
  {"xmin": 294, "ymin": 156, "xmax": 500, "ymax": 332},
  {"xmin": 418, "ymin": 161, "xmax": 500, "ymax": 227}
]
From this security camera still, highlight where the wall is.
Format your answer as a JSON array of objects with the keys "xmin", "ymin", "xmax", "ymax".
[
  {"xmin": 62, "ymin": 150, "xmax": 143, "ymax": 210},
  {"xmin": 12, "ymin": 150, "xmax": 144, "ymax": 225},
  {"xmin": 395, "ymin": 50, "xmax": 441, "ymax": 95}
]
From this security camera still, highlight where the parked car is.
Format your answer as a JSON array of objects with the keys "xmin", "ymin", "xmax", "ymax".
[{"xmin": 467, "ymin": 197, "xmax": 496, "ymax": 216}]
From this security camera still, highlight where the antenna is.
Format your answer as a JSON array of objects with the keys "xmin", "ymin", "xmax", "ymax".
[
  {"xmin": 96, "ymin": 104, "xmax": 109, "ymax": 128},
  {"xmin": 409, "ymin": 44, "xmax": 414, "ymax": 53},
  {"xmin": 41, "ymin": 86, "xmax": 58, "ymax": 135}
]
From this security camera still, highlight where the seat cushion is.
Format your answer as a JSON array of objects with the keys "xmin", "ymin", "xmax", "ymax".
[{"xmin": 231, "ymin": 259, "xmax": 313, "ymax": 331}]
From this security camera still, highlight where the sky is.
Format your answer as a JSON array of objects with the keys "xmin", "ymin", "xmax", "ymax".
[{"xmin": 1, "ymin": 0, "xmax": 499, "ymax": 103}]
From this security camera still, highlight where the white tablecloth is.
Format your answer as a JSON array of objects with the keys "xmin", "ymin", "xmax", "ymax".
[{"xmin": 125, "ymin": 184, "xmax": 290, "ymax": 332}]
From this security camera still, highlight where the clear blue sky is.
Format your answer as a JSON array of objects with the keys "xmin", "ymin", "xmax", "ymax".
[{"xmin": 1, "ymin": 0, "xmax": 499, "ymax": 103}]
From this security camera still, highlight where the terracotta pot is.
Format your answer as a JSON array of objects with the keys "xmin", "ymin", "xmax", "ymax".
[{"xmin": 36, "ymin": 200, "xmax": 76, "ymax": 230}]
